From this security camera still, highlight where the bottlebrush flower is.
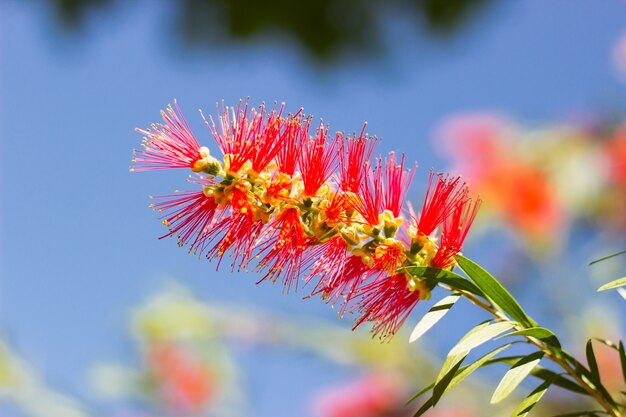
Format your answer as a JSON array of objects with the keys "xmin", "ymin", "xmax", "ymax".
[
  {"xmin": 203, "ymin": 100, "xmax": 287, "ymax": 175},
  {"xmin": 151, "ymin": 189, "xmax": 219, "ymax": 254},
  {"xmin": 299, "ymin": 121, "xmax": 339, "ymax": 197},
  {"xmin": 354, "ymin": 273, "xmax": 421, "ymax": 339},
  {"xmin": 431, "ymin": 197, "xmax": 482, "ymax": 269},
  {"xmin": 339, "ymin": 127, "xmax": 376, "ymax": 193},
  {"xmin": 133, "ymin": 102, "xmax": 204, "ymax": 172},
  {"xmin": 256, "ymin": 207, "xmax": 315, "ymax": 292},
  {"xmin": 414, "ymin": 170, "xmax": 467, "ymax": 237},
  {"xmin": 351, "ymin": 152, "xmax": 415, "ymax": 227},
  {"xmin": 277, "ymin": 111, "xmax": 307, "ymax": 176},
  {"xmin": 133, "ymin": 100, "xmax": 480, "ymax": 338}
]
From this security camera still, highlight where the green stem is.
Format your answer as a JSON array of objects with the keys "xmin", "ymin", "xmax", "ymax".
[{"xmin": 458, "ymin": 290, "xmax": 623, "ymax": 417}]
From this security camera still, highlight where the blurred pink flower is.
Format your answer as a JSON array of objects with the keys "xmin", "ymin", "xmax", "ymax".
[
  {"xmin": 595, "ymin": 342, "xmax": 625, "ymax": 394},
  {"xmin": 436, "ymin": 114, "xmax": 564, "ymax": 244},
  {"xmin": 426, "ymin": 409, "xmax": 476, "ymax": 417},
  {"xmin": 311, "ymin": 373, "xmax": 406, "ymax": 417},
  {"xmin": 147, "ymin": 343, "xmax": 217, "ymax": 413},
  {"xmin": 599, "ymin": 124, "xmax": 626, "ymax": 229},
  {"xmin": 613, "ymin": 32, "xmax": 626, "ymax": 79}
]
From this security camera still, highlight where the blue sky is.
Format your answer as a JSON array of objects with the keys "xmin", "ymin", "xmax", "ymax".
[{"xmin": 1, "ymin": 1, "xmax": 626, "ymax": 415}]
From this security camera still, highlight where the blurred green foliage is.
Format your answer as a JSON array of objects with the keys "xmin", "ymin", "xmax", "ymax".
[{"xmin": 47, "ymin": 0, "xmax": 491, "ymax": 60}]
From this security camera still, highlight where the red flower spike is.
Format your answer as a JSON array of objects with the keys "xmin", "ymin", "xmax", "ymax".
[
  {"xmin": 299, "ymin": 122, "xmax": 339, "ymax": 197},
  {"xmin": 352, "ymin": 159, "xmax": 385, "ymax": 226},
  {"xmin": 205, "ymin": 100, "xmax": 287, "ymax": 174},
  {"xmin": 307, "ymin": 236, "xmax": 349, "ymax": 295},
  {"xmin": 256, "ymin": 208, "xmax": 314, "ymax": 292},
  {"xmin": 205, "ymin": 188, "xmax": 263, "ymax": 269},
  {"xmin": 133, "ymin": 102, "xmax": 202, "ymax": 171},
  {"xmin": 353, "ymin": 274, "xmax": 420, "ymax": 339},
  {"xmin": 416, "ymin": 170, "xmax": 468, "ymax": 237},
  {"xmin": 383, "ymin": 152, "xmax": 415, "ymax": 217},
  {"xmin": 431, "ymin": 197, "xmax": 482, "ymax": 269},
  {"xmin": 351, "ymin": 153, "xmax": 414, "ymax": 226},
  {"xmin": 321, "ymin": 255, "xmax": 380, "ymax": 314},
  {"xmin": 135, "ymin": 100, "xmax": 482, "ymax": 339},
  {"xmin": 151, "ymin": 190, "xmax": 219, "ymax": 254},
  {"xmin": 339, "ymin": 126, "xmax": 376, "ymax": 193},
  {"xmin": 277, "ymin": 110, "xmax": 306, "ymax": 176}
]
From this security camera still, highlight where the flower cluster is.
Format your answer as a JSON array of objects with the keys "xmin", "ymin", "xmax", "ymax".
[{"xmin": 132, "ymin": 100, "xmax": 480, "ymax": 338}]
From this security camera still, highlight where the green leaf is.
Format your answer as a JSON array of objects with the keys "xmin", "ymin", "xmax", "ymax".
[
  {"xmin": 593, "ymin": 338, "xmax": 620, "ymax": 350},
  {"xmin": 510, "ymin": 377, "xmax": 554, "ymax": 417},
  {"xmin": 589, "ymin": 250, "xmax": 626, "ymax": 265},
  {"xmin": 431, "ymin": 320, "xmax": 513, "ymax": 406},
  {"xmin": 435, "ymin": 321, "xmax": 490, "ymax": 384},
  {"xmin": 412, "ymin": 396, "xmax": 434, "ymax": 417},
  {"xmin": 619, "ymin": 340, "xmax": 626, "ymax": 384},
  {"xmin": 561, "ymin": 350, "xmax": 617, "ymax": 408},
  {"xmin": 407, "ymin": 344, "xmax": 511, "ymax": 405},
  {"xmin": 591, "ymin": 338, "xmax": 626, "ymax": 384},
  {"xmin": 456, "ymin": 255, "xmax": 535, "ymax": 327},
  {"xmin": 406, "ymin": 381, "xmax": 435, "ymax": 404},
  {"xmin": 597, "ymin": 277, "xmax": 626, "ymax": 292},
  {"xmin": 432, "ymin": 353, "xmax": 465, "ymax": 405},
  {"xmin": 491, "ymin": 360, "xmax": 590, "ymax": 396},
  {"xmin": 503, "ymin": 327, "xmax": 555, "ymax": 339},
  {"xmin": 448, "ymin": 321, "xmax": 515, "ymax": 357},
  {"xmin": 530, "ymin": 368, "xmax": 587, "ymax": 395},
  {"xmin": 402, "ymin": 266, "xmax": 483, "ymax": 296},
  {"xmin": 492, "ymin": 351, "xmax": 544, "ymax": 404},
  {"xmin": 551, "ymin": 411, "xmax": 606, "ymax": 417},
  {"xmin": 448, "ymin": 344, "xmax": 511, "ymax": 394},
  {"xmin": 409, "ymin": 294, "xmax": 460, "ymax": 343},
  {"xmin": 586, "ymin": 339, "xmax": 601, "ymax": 384},
  {"xmin": 501, "ymin": 327, "xmax": 561, "ymax": 347},
  {"xmin": 409, "ymin": 344, "xmax": 512, "ymax": 412}
]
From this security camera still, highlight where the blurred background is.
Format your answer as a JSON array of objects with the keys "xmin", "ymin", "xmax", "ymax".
[{"xmin": 1, "ymin": 0, "xmax": 626, "ymax": 416}]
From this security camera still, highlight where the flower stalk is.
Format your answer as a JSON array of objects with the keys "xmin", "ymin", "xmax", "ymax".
[{"xmin": 459, "ymin": 289, "xmax": 623, "ymax": 417}]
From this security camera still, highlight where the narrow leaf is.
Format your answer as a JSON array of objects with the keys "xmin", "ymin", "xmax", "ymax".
[
  {"xmin": 448, "ymin": 344, "xmax": 511, "ymax": 394},
  {"xmin": 492, "ymin": 351, "xmax": 544, "ymax": 403},
  {"xmin": 408, "ymin": 344, "xmax": 511, "ymax": 405},
  {"xmin": 448, "ymin": 321, "xmax": 514, "ymax": 357},
  {"xmin": 412, "ymin": 396, "xmax": 434, "ymax": 417},
  {"xmin": 431, "ymin": 321, "xmax": 511, "ymax": 406},
  {"xmin": 456, "ymin": 255, "xmax": 535, "ymax": 327},
  {"xmin": 409, "ymin": 294, "xmax": 460, "ymax": 343},
  {"xmin": 589, "ymin": 250, "xmax": 626, "ymax": 265},
  {"xmin": 510, "ymin": 377, "xmax": 553, "ymax": 417},
  {"xmin": 619, "ymin": 340, "xmax": 626, "ymax": 384},
  {"xmin": 503, "ymin": 328, "xmax": 555, "ymax": 340},
  {"xmin": 597, "ymin": 277, "xmax": 626, "ymax": 292},
  {"xmin": 436, "ymin": 321, "xmax": 490, "ymax": 385},
  {"xmin": 406, "ymin": 381, "xmax": 434, "ymax": 404},
  {"xmin": 551, "ymin": 411, "xmax": 606, "ymax": 417},
  {"xmin": 593, "ymin": 338, "xmax": 619, "ymax": 350},
  {"xmin": 432, "ymin": 354, "xmax": 465, "ymax": 405},
  {"xmin": 502, "ymin": 327, "xmax": 561, "ymax": 347},
  {"xmin": 479, "ymin": 356, "xmax": 589, "ymax": 395},
  {"xmin": 586, "ymin": 339, "xmax": 601, "ymax": 384}
]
